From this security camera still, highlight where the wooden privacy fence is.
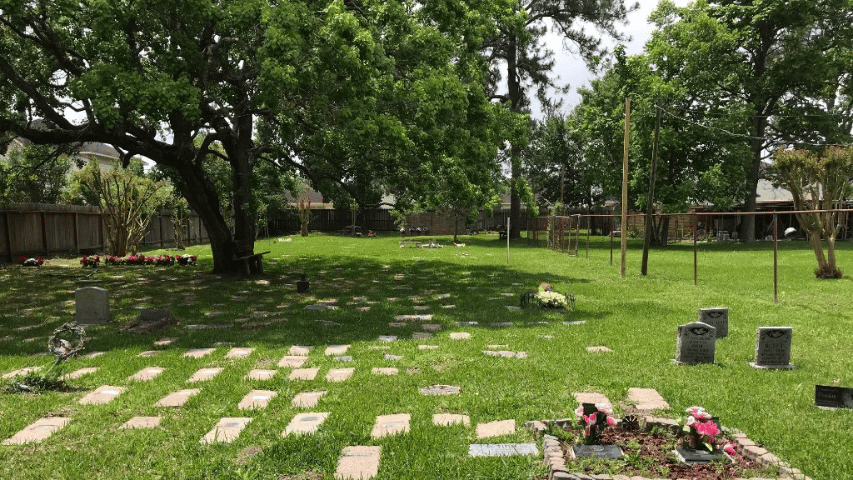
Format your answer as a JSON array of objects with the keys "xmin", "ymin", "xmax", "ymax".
[{"xmin": 1, "ymin": 203, "xmax": 208, "ymax": 262}]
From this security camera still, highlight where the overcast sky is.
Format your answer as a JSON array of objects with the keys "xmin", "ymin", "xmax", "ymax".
[{"xmin": 533, "ymin": 0, "xmax": 689, "ymax": 118}]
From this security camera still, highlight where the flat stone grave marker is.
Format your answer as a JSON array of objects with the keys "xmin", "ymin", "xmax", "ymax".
[
  {"xmin": 185, "ymin": 324, "xmax": 231, "ymax": 330},
  {"xmin": 421, "ymin": 324, "xmax": 442, "ymax": 332},
  {"xmin": 574, "ymin": 392, "xmax": 611, "ymax": 406},
  {"xmin": 469, "ymin": 444, "xmax": 538, "ymax": 457},
  {"xmin": 627, "ymin": 388, "xmax": 670, "ymax": 411},
  {"xmin": 413, "ymin": 305, "xmax": 430, "ymax": 311},
  {"xmin": 184, "ymin": 348, "xmax": 216, "ymax": 359},
  {"xmin": 441, "ymin": 305, "xmax": 456, "ymax": 309},
  {"xmin": 449, "ymin": 332, "xmax": 471, "ymax": 340},
  {"xmin": 284, "ymin": 412, "xmax": 330, "ymax": 435},
  {"xmin": 383, "ymin": 353, "xmax": 402, "ymax": 361},
  {"xmin": 456, "ymin": 321, "xmax": 478, "ymax": 326},
  {"xmin": 154, "ymin": 338, "xmax": 176, "ymax": 346},
  {"xmin": 245, "ymin": 369, "xmax": 276, "ymax": 381},
  {"xmin": 491, "ymin": 322, "xmax": 514, "ymax": 327},
  {"xmin": 75, "ymin": 287, "xmax": 111, "ymax": 325},
  {"xmin": 305, "ymin": 304, "xmax": 338, "ymax": 310},
  {"xmin": 371, "ymin": 413, "xmax": 410, "ymax": 438},
  {"xmin": 3, "ymin": 417, "xmax": 70, "ymax": 445},
  {"xmin": 412, "ymin": 332, "xmax": 433, "ymax": 340},
  {"xmin": 335, "ymin": 446, "xmax": 381, "ymax": 480},
  {"xmin": 563, "ymin": 320, "xmax": 587, "ymax": 326},
  {"xmin": 378, "ymin": 335, "xmax": 397, "ymax": 342},
  {"xmin": 436, "ymin": 293, "xmax": 451, "ymax": 299},
  {"xmin": 419, "ymin": 384, "xmax": 460, "ymax": 396},
  {"xmin": 571, "ymin": 444, "xmax": 624, "ymax": 460},
  {"xmin": 325, "ymin": 345, "xmax": 350, "ymax": 356},
  {"xmin": 698, "ymin": 307, "xmax": 728, "ymax": 338},
  {"xmin": 289, "ymin": 368, "xmax": 319, "ymax": 380},
  {"xmin": 417, "ymin": 345, "xmax": 438, "ymax": 350},
  {"xmin": 289, "ymin": 345, "xmax": 312, "ymax": 356},
  {"xmin": 751, "ymin": 327, "xmax": 795, "ymax": 369},
  {"xmin": 586, "ymin": 346, "xmax": 613, "ymax": 353},
  {"xmin": 388, "ymin": 322, "xmax": 407, "ymax": 328},
  {"xmin": 326, "ymin": 368, "xmax": 354, "ymax": 382},
  {"xmin": 226, "ymin": 347, "xmax": 255, "ymax": 359},
  {"xmin": 372, "ymin": 367, "xmax": 398, "ymax": 375},
  {"xmin": 187, "ymin": 368, "xmax": 223, "ymax": 383},
  {"xmin": 278, "ymin": 356, "xmax": 307, "ymax": 368},
  {"xmin": 62, "ymin": 367, "xmax": 99, "ymax": 380},
  {"xmin": 293, "ymin": 390, "xmax": 326, "ymax": 408},
  {"xmin": 200, "ymin": 417, "xmax": 252, "ymax": 444},
  {"xmin": 505, "ymin": 306, "xmax": 521, "ymax": 311},
  {"xmin": 121, "ymin": 416, "xmax": 161, "ymax": 429},
  {"xmin": 483, "ymin": 350, "xmax": 527, "ymax": 359},
  {"xmin": 433, "ymin": 414, "xmax": 470, "ymax": 426},
  {"xmin": 814, "ymin": 385, "xmax": 853, "ymax": 409},
  {"xmin": 238, "ymin": 389, "xmax": 277, "ymax": 410},
  {"xmin": 128, "ymin": 367, "xmax": 165, "ymax": 381},
  {"xmin": 3, "ymin": 366, "xmax": 40, "ymax": 379},
  {"xmin": 675, "ymin": 322, "xmax": 716, "ymax": 364},
  {"xmin": 155, "ymin": 388, "xmax": 201, "ymax": 407},
  {"xmin": 138, "ymin": 350, "xmax": 159, "ymax": 357},
  {"xmin": 334, "ymin": 356, "xmax": 353, "ymax": 362},
  {"xmin": 79, "ymin": 385, "xmax": 125, "ymax": 405},
  {"xmin": 476, "ymin": 419, "xmax": 515, "ymax": 439},
  {"xmin": 395, "ymin": 314, "xmax": 432, "ymax": 322}
]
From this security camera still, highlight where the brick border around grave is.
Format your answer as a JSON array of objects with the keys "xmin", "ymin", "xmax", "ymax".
[{"xmin": 526, "ymin": 417, "xmax": 813, "ymax": 480}]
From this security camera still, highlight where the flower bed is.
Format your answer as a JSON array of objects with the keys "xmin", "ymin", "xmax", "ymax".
[{"xmin": 86, "ymin": 254, "xmax": 196, "ymax": 267}]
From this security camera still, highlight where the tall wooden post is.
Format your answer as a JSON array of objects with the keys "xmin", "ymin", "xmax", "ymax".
[
  {"xmin": 693, "ymin": 213, "xmax": 698, "ymax": 286},
  {"xmin": 620, "ymin": 98, "xmax": 631, "ymax": 278}
]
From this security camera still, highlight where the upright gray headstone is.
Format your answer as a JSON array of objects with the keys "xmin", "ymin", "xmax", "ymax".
[
  {"xmin": 698, "ymin": 307, "xmax": 728, "ymax": 338},
  {"xmin": 75, "ymin": 287, "xmax": 111, "ymax": 325},
  {"xmin": 675, "ymin": 322, "xmax": 716, "ymax": 364},
  {"xmin": 751, "ymin": 327, "xmax": 795, "ymax": 369}
]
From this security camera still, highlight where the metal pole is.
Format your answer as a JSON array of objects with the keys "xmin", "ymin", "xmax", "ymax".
[
  {"xmin": 620, "ymin": 97, "xmax": 631, "ymax": 278},
  {"xmin": 586, "ymin": 216, "xmax": 590, "ymax": 259},
  {"xmin": 506, "ymin": 218, "xmax": 510, "ymax": 264},
  {"xmin": 773, "ymin": 213, "xmax": 779, "ymax": 305},
  {"xmin": 693, "ymin": 213, "xmax": 698, "ymax": 286}
]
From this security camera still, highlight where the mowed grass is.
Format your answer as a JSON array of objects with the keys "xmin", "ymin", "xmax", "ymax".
[{"xmin": 1, "ymin": 233, "xmax": 852, "ymax": 480}]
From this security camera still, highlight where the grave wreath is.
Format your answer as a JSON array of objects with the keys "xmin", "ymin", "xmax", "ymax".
[{"xmin": 520, "ymin": 282, "xmax": 575, "ymax": 310}]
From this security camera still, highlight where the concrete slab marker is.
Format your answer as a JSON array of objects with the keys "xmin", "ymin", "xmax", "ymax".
[
  {"xmin": 371, "ymin": 413, "xmax": 410, "ymax": 438},
  {"xmin": 626, "ymin": 387, "xmax": 670, "ymax": 411},
  {"xmin": 289, "ymin": 345, "xmax": 312, "ymax": 356},
  {"xmin": 413, "ymin": 305, "xmax": 430, "ymax": 311},
  {"xmin": 154, "ymin": 338, "xmax": 175, "ymax": 346},
  {"xmin": 283, "ymin": 412, "xmax": 330, "ymax": 435},
  {"xmin": 469, "ymin": 444, "xmax": 538, "ymax": 457},
  {"xmin": 79, "ymin": 385, "xmax": 126, "ymax": 405},
  {"xmin": 421, "ymin": 324, "xmax": 442, "ymax": 331},
  {"xmin": 383, "ymin": 353, "xmax": 402, "ymax": 361},
  {"xmin": 289, "ymin": 368, "xmax": 320, "ymax": 380},
  {"xmin": 184, "ymin": 348, "xmax": 215, "ymax": 358},
  {"xmin": 278, "ymin": 355, "xmax": 307, "ymax": 368},
  {"xmin": 226, "ymin": 347, "xmax": 255, "ymax": 359},
  {"xmin": 449, "ymin": 332, "xmax": 471, "ymax": 340},
  {"xmin": 377, "ymin": 335, "xmax": 397, "ymax": 342},
  {"xmin": 187, "ymin": 368, "xmax": 223, "ymax": 383},
  {"xmin": 292, "ymin": 390, "xmax": 326, "ymax": 408},
  {"xmin": 395, "ymin": 314, "xmax": 432, "ymax": 321},
  {"xmin": 3, "ymin": 367, "xmax": 40, "ymax": 379},
  {"xmin": 441, "ymin": 305, "xmax": 456, "ymax": 309},
  {"xmin": 326, "ymin": 368, "xmax": 354, "ymax": 382},
  {"xmin": 246, "ymin": 369, "xmax": 277, "ymax": 380},
  {"xmin": 238, "ymin": 389, "xmax": 277, "ymax": 410},
  {"xmin": 138, "ymin": 350, "xmax": 159, "ymax": 357},
  {"xmin": 371, "ymin": 367, "xmax": 398, "ymax": 376},
  {"xmin": 155, "ymin": 388, "xmax": 201, "ymax": 407},
  {"xmin": 483, "ymin": 350, "xmax": 527, "ymax": 359},
  {"xmin": 388, "ymin": 322, "xmax": 406, "ymax": 328},
  {"xmin": 200, "ymin": 417, "xmax": 252, "ymax": 444},
  {"xmin": 574, "ymin": 392, "xmax": 612, "ymax": 406},
  {"xmin": 563, "ymin": 320, "xmax": 587, "ymax": 326},
  {"xmin": 128, "ymin": 367, "xmax": 165, "ymax": 381},
  {"xmin": 417, "ymin": 345, "xmax": 438, "ymax": 350},
  {"xmin": 335, "ymin": 446, "xmax": 381, "ymax": 480},
  {"xmin": 586, "ymin": 346, "xmax": 613, "ymax": 353},
  {"xmin": 334, "ymin": 356, "xmax": 353, "ymax": 362},
  {"xmin": 412, "ymin": 332, "xmax": 433, "ymax": 340},
  {"xmin": 61, "ymin": 367, "xmax": 99, "ymax": 380},
  {"xmin": 121, "ymin": 416, "xmax": 161, "ymax": 429},
  {"xmin": 3, "ymin": 417, "xmax": 70, "ymax": 445},
  {"xmin": 419, "ymin": 385, "xmax": 460, "ymax": 396},
  {"xmin": 476, "ymin": 419, "xmax": 515, "ymax": 439},
  {"xmin": 325, "ymin": 345, "xmax": 350, "ymax": 356},
  {"xmin": 433, "ymin": 414, "xmax": 470, "ymax": 426}
]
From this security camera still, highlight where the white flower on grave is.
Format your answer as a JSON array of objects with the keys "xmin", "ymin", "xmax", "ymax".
[{"xmin": 535, "ymin": 291, "xmax": 568, "ymax": 308}]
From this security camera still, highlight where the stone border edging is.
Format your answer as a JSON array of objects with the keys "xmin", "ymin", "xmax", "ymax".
[{"xmin": 525, "ymin": 417, "xmax": 812, "ymax": 480}]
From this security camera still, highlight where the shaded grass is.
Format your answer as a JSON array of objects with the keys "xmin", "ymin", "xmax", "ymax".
[{"xmin": 0, "ymin": 233, "xmax": 851, "ymax": 479}]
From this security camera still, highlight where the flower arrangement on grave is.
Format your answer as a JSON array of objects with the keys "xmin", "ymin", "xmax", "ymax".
[
  {"xmin": 18, "ymin": 256, "xmax": 44, "ymax": 267},
  {"xmin": 535, "ymin": 282, "xmax": 570, "ymax": 309},
  {"xmin": 574, "ymin": 402, "xmax": 618, "ymax": 445},
  {"xmin": 154, "ymin": 254, "xmax": 174, "ymax": 266},
  {"xmin": 176, "ymin": 254, "xmax": 197, "ymax": 266},
  {"xmin": 80, "ymin": 255, "xmax": 100, "ymax": 267},
  {"xmin": 679, "ymin": 406, "xmax": 737, "ymax": 455}
]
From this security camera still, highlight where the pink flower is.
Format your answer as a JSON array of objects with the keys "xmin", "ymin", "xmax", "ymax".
[
  {"xmin": 694, "ymin": 420, "xmax": 720, "ymax": 438},
  {"xmin": 606, "ymin": 415, "xmax": 618, "ymax": 427},
  {"xmin": 723, "ymin": 442, "xmax": 737, "ymax": 456},
  {"xmin": 583, "ymin": 413, "xmax": 597, "ymax": 426}
]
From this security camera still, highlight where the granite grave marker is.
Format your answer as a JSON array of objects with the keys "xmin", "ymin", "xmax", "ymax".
[{"xmin": 675, "ymin": 322, "xmax": 716, "ymax": 364}]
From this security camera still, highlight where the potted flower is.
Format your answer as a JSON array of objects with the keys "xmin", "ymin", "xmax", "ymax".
[
  {"xmin": 571, "ymin": 403, "xmax": 623, "ymax": 459},
  {"xmin": 520, "ymin": 282, "xmax": 574, "ymax": 310},
  {"xmin": 80, "ymin": 255, "xmax": 100, "ymax": 268},
  {"xmin": 675, "ymin": 406, "xmax": 736, "ymax": 463},
  {"xmin": 176, "ymin": 254, "xmax": 197, "ymax": 266}
]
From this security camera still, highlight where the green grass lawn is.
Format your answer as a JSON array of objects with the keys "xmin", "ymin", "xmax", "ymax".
[{"xmin": 1, "ymin": 233, "xmax": 852, "ymax": 480}]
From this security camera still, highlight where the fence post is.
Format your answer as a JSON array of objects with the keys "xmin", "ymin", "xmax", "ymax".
[
  {"xmin": 3, "ymin": 211, "xmax": 13, "ymax": 263},
  {"xmin": 40, "ymin": 210, "xmax": 48, "ymax": 255},
  {"xmin": 773, "ymin": 213, "xmax": 778, "ymax": 305}
]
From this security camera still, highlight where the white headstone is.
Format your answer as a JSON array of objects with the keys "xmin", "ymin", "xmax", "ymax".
[{"xmin": 75, "ymin": 287, "xmax": 111, "ymax": 325}]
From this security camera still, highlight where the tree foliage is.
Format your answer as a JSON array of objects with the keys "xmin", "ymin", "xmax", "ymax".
[
  {"xmin": 770, "ymin": 147, "xmax": 853, "ymax": 278},
  {"xmin": 0, "ymin": 142, "xmax": 72, "ymax": 205}
]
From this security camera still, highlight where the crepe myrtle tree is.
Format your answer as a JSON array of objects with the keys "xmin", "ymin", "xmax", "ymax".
[{"xmin": 0, "ymin": 0, "xmax": 515, "ymax": 274}]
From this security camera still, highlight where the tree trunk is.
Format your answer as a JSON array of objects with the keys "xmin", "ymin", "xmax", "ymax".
[{"xmin": 740, "ymin": 114, "xmax": 766, "ymax": 243}]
